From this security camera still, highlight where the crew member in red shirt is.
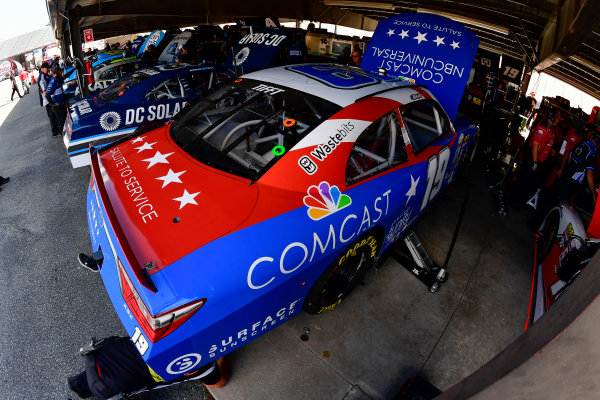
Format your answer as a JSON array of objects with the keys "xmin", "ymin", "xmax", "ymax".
[
  {"xmin": 511, "ymin": 108, "xmax": 560, "ymax": 207},
  {"xmin": 557, "ymin": 125, "xmax": 582, "ymax": 178},
  {"xmin": 529, "ymin": 108, "xmax": 559, "ymax": 172},
  {"xmin": 19, "ymin": 69, "xmax": 29, "ymax": 95}
]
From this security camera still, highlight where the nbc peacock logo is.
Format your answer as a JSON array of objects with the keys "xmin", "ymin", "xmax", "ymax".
[{"xmin": 303, "ymin": 181, "xmax": 352, "ymax": 221}]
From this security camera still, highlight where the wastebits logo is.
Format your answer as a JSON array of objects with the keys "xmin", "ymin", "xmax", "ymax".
[
  {"xmin": 298, "ymin": 155, "xmax": 318, "ymax": 175},
  {"xmin": 304, "ymin": 181, "xmax": 352, "ymax": 221},
  {"xmin": 310, "ymin": 121, "xmax": 354, "ymax": 162},
  {"xmin": 99, "ymin": 111, "xmax": 121, "ymax": 131}
]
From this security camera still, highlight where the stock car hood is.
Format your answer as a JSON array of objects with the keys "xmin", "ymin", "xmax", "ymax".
[{"xmin": 96, "ymin": 125, "xmax": 259, "ymax": 273}]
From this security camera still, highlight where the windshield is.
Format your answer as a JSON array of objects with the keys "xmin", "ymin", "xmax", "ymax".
[
  {"xmin": 170, "ymin": 79, "xmax": 341, "ymax": 180},
  {"xmin": 98, "ymin": 68, "xmax": 157, "ymax": 102}
]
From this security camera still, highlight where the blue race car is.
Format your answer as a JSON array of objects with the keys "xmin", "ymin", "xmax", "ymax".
[
  {"xmin": 64, "ymin": 63, "xmax": 226, "ymax": 168},
  {"xmin": 63, "ymin": 57, "xmax": 139, "ymax": 100},
  {"xmin": 64, "ymin": 28, "xmax": 294, "ymax": 168}
]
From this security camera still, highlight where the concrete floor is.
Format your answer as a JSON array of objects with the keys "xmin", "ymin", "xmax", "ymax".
[{"xmin": 0, "ymin": 81, "xmax": 534, "ymax": 399}]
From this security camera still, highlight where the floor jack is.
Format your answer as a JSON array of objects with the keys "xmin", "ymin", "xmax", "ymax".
[
  {"xmin": 392, "ymin": 230, "xmax": 447, "ymax": 293},
  {"xmin": 392, "ymin": 182, "xmax": 471, "ymax": 293}
]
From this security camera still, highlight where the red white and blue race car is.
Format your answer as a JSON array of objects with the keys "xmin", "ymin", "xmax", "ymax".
[
  {"xmin": 85, "ymin": 63, "xmax": 479, "ymax": 381},
  {"xmin": 83, "ymin": 13, "xmax": 482, "ymax": 384}
]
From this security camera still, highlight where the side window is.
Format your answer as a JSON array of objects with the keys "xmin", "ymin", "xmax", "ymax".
[
  {"xmin": 98, "ymin": 68, "xmax": 118, "ymax": 80},
  {"xmin": 146, "ymin": 77, "xmax": 184, "ymax": 101},
  {"xmin": 346, "ymin": 111, "xmax": 407, "ymax": 185},
  {"xmin": 400, "ymin": 100, "xmax": 451, "ymax": 154},
  {"xmin": 119, "ymin": 62, "xmax": 136, "ymax": 77}
]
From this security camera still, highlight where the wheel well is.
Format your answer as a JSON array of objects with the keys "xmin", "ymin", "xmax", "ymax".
[{"xmin": 364, "ymin": 226, "xmax": 386, "ymax": 256}]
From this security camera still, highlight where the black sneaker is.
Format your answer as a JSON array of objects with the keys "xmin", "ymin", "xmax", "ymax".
[
  {"xmin": 67, "ymin": 372, "xmax": 93, "ymax": 398},
  {"xmin": 78, "ymin": 253, "xmax": 99, "ymax": 272},
  {"xmin": 0, "ymin": 176, "xmax": 9, "ymax": 186}
]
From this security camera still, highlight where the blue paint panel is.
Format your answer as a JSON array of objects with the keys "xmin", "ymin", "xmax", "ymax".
[
  {"xmin": 137, "ymin": 30, "xmax": 166, "ymax": 57},
  {"xmin": 361, "ymin": 13, "xmax": 479, "ymax": 120},
  {"xmin": 286, "ymin": 64, "xmax": 382, "ymax": 89},
  {"xmin": 225, "ymin": 29, "xmax": 289, "ymax": 74}
]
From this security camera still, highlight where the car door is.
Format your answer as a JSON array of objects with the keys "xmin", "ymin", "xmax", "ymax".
[{"xmin": 345, "ymin": 110, "xmax": 417, "ymax": 247}]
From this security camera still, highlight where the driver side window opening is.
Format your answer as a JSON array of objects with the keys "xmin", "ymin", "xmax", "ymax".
[
  {"xmin": 98, "ymin": 68, "xmax": 118, "ymax": 81},
  {"xmin": 146, "ymin": 77, "xmax": 185, "ymax": 101},
  {"xmin": 346, "ymin": 111, "xmax": 407, "ymax": 185},
  {"xmin": 401, "ymin": 100, "xmax": 450, "ymax": 154}
]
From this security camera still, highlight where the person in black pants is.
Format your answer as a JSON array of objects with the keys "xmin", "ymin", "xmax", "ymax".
[
  {"xmin": 9, "ymin": 71, "xmax": 22, "ymax": 101},
  {"xmin": 39, "ymin": 62, "xmax": 61, "ymax": 135},
  {"xmin": 45, "ymin": 66, "xmax": 67, "ymax": 136},
  {"xmin": 67, "ymin": 336, "xmax": 230, "ymax": 399}
]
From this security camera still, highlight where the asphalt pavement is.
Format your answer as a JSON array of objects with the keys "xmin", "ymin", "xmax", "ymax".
[{"xmin": 0, "ymin": 81, "xmax": 212, "ymax": 399}]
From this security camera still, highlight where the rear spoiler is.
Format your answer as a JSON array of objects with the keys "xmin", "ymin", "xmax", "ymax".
[{"xmin": 89, "ymin": 145, "xmax": 158, "ymax": 293}]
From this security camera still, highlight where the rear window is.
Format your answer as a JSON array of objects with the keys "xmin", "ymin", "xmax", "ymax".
[
  {"xmin": 170, "ymin": 79, "xmax": 341, "ymax": 180},
  {"xmin": 98, "ymin": 68, "xmax": 157, "ymax": 102}
]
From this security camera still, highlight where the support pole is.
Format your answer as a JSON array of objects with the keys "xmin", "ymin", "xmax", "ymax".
[{"xmin": 68, "ymin": 6, "xmax": 90, "ymax": 98}]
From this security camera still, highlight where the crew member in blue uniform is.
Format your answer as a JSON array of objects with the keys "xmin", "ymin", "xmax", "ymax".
[
  {"xmin": 556, "ymin": 124, "xmax": 599, "ymax": 205},
  {"xmin": 39, "ymin": 62, "xmax": 61, "ymax": 135},
  {"xmin": 122, "ymin": 41, "xmax": 134, "ymax": 58},
  {"xmin": 288, "ymin": 36, "xmax": 308, "ymax": 63},
  {"xmin": 174, "ymin": 45, "xmax": 190, "ymax": 63},
  {"xmin": 45, "ymin": 66, "xmax": 67, "ymax": 136}
]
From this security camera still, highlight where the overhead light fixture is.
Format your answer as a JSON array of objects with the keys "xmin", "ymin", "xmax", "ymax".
[
  {"xmin": 324, "ymin": 0, "xmax": 397, "ymax": 11},
  {"xmin": 417, "ymin": 8, "xmax": 510, "ymax": 35}
]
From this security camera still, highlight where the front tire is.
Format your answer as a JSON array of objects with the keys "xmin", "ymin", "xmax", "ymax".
[{"xmin": 303, "ymin": 233, "xmax": 378, "ymax": 314}]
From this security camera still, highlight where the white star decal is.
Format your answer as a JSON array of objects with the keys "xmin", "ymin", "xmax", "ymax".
[
  {"xmin": 398, "ymin": 29, "xmax": 409, "ymax": 39},
  {"xmin": 142, "ymin": 151, "xmax": 174, "ymax": 169},
  {"xmin": 173, "ymin": 189, "xmax": 200, "ymax": 210},
  {"xmin": 131, "ymin": 136, "xmax": 146, "ymax": 143},
  {"xmin": 405, "ymin": 174, "xmax": 420, "ymax": 205},
  {"xmin": 156, "ymin": 169, "xmax": 186, "ymax": 188},
  {"xmin": 135, "ymin": 142, "xmax": 157, "ymax": 153},
  {"xmin": 433, "ymin": 36, "xmax": 445, "ymax": 46},
  {"xmin": 387, "ymin": 29, "xmax": 395, "ymax": 37},
  {"xmin": 414, "ymin": 31, "xmax": 428, "ymax": 44},
  {"xmin": 450, "ymin": 41, "xmax": 460, "ymax": 50}
]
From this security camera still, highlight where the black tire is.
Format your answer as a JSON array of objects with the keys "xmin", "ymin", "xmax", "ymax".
[
  {"xmin": 303, "ymin": 233, "xmax": 378, "ymax": 314},
  {"xmin": 537, "ymin": 209, "xmax": 559, "ymax": 262}
]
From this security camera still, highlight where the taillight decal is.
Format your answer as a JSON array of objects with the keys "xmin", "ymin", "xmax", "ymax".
[{"xmin": 117, "ymin": 258, "xmax": 205, "ymax": 342}]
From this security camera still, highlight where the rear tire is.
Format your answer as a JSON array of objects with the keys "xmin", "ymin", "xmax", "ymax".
[{"xmin": 303, "ymin": 233, "xmax": 378, "ymax": 314}]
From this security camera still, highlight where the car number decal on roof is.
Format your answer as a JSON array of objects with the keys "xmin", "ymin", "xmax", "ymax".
[{"xmin": 286, "ymin": 65, "xmax": 381, "ymax": 89}]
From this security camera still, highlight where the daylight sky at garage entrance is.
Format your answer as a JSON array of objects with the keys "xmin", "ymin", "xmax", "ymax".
[{"xmin": 0, "ymin": 0, "xmax": 50, "ymax": 41}]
